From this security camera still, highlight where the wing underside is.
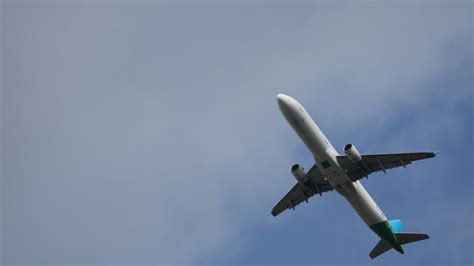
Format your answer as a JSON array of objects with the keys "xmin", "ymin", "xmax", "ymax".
[
  {"xmin": 271, "ymin": 151, "xmax": 437, "ymax": 216},
  {"xmin": 271, "ymin": 164, "xmax": 333, "ymax": 217},
  {"xmin": 337, "ymin": 151, "xmax": 437, "ymax": 181}
]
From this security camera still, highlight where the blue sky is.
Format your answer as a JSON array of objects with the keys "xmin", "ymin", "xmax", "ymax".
[{"xmin": 1, "ymin": 1, "xmax": 472, "ymax": 265}]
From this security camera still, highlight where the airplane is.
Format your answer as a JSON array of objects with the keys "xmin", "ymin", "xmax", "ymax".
[{"xmin": 272, "ymin": 94, "xmax": 437, "ymax": 259}]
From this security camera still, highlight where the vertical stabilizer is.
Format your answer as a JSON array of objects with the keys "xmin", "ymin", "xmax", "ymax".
[{"xmin": 388, "ymin": 219, "xmax": 404, "ymax": 232}]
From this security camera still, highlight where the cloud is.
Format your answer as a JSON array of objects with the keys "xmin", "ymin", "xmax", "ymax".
[{"xmin": 2, "ymin": 2, "xmax": 472, "ymax": 265}]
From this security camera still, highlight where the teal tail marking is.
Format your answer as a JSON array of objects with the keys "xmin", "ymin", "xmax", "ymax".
[
  {"xmin": 388, "ymin": 219, "xmax": 404, "ymax": 233},
  {"xmin": 369, "ymin": 220, "xmax": 404, "ymax": 255},
  {"xmin": 369, "ymin": 219, "xmax": 430, "ymax": 259}
]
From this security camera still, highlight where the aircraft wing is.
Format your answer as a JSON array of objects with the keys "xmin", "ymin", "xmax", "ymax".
[
  {"xmin": 337, "ymin": 151, "xmax": 438, "ymax": 182},
  {"xmin": 271, "ymin": 165, "xmax": 333, "ymax": 217}
]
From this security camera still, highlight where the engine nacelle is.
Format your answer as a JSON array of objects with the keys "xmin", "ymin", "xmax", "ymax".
[
  {"xmin": 344, "ymin": 143, "xmax": 362, "ymax": 163},
  {"xmin": 291, "ymin": 164, "xmax": 307, "ymax": 183}
]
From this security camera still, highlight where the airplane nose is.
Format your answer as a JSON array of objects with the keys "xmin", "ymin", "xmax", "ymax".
[
  {"xmin": 277, "ymin": 94, "xmax": 290, "ymax": 111},
  {"xmin": 277, "ymin": 94, "xmax": 287, "ymax": 104}
]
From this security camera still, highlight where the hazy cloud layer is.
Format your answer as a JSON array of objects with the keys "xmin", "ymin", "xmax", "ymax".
[{"xmin": 1, "ymin": 2, "xmax": 472, "ymax": 265}]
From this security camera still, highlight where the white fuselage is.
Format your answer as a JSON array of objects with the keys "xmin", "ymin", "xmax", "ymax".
[{"xmin": 277, "ymin": 94, "xmax": 387, "ymax": 226}]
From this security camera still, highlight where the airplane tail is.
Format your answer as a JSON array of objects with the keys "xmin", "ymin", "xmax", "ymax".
[{"xmin": 369, "ymin": 219, "xmax": 429, "ymax": 259}]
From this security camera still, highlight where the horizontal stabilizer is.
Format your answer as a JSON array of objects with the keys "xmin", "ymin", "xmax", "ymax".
[
  {"xmin": 395, "ymin": 232, "xmax": 430, "ymax": 245},
  {"xmin": 369, "ymin": 239, "xmax": 392, "ymax": 259},
  {"xmin": 369, "ymin": 232, "xmax": 429, "ymax": 259}
]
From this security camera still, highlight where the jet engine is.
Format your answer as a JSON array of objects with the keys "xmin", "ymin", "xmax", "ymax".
[
  {"xmin": 291, "ymin": 164, "xmax": 307, "ymax": 183},
  {"xmin": 344, "ymin": 143, "xmax": 362, "ymax": 163}
]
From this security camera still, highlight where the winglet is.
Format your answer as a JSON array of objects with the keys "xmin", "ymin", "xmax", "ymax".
[
  {"xmin": 433, "ymin": 150, "xmax": 440, "ymax": 156},
  {"xmin": 427, "ymin": 151, "xmax": 440, "ymax": 158}
]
